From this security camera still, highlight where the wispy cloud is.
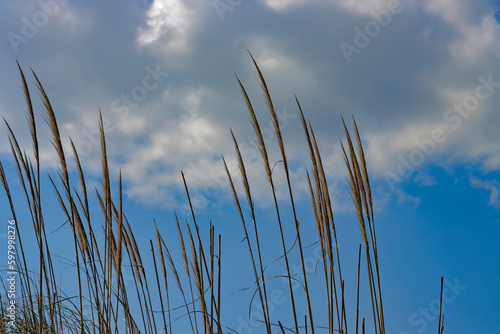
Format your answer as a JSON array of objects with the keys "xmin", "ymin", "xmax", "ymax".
[
  {"xmin": 469, "ymin": 176, "xmax": 500, "ymax": 208},
  {"xmin": 394, "ymin": 188, "xmax": 421, "ymax": 206}
]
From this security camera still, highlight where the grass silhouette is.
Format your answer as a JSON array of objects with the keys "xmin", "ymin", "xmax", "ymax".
[{"xmin": 0, "ymin": 57, "xmax": 445, "ymax": 333}]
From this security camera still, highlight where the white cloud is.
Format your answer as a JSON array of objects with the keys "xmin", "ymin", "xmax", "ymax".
[
  {"xmin": 422, "ymin": 0, "xmax": 464, "ymax": 24},
  {"xmin": 262, "ymin": 0, "xmax": 308, "ymax": 12},
  {"xmin": 422, "ymin": 0, "xmax": 500, "ymax": 61},
  {"xmin": 470, "ymin": 176, "xmax": 500, "ymax": 208},
  {"xmin": 414, "ymin": 172, "xmax": 437, "ymax": 186},
  {"xmin": 364, "ymin": 120, "xmax": 451, "ymax": 175},
  {"xmin": 2, "ymin": 0, "xmax": 500, "ymax": 210},
  {"xmin": 394, "ymin": 188, "xmax": 421, "ymax": 206},
  {"xmin": 450, "ymin": 15, "xmax": 500, "ymax": 61},
  {"xmin": 116, "ymin": 86, "xmax": 227, "ymax": 205},
  {"xmin": 137, "ymin": 0, "xmax": 198, "ymax": 53}
]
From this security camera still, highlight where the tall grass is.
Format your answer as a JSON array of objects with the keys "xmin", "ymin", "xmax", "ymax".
[{"xmin": 0, "ymin": 57, "xmax": 445, "ymax": 333}]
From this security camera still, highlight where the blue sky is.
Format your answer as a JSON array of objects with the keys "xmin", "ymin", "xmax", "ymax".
[{"xmin": 1, "ymin": 0, "xmax": 500, "ymax": 333}]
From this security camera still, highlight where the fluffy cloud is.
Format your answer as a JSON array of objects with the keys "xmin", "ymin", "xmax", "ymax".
[
  {"xmin": 137, "ymin": 0, "xmax": 199, "ymax": 53},
  {"xmin": 1, "ymin": 0, "xmax": 500, "ymax": 210}
]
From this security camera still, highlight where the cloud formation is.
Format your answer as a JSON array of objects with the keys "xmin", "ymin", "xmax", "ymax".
[{"xmin": 1, "ymin": 0, "xmax": 499, "ymax": 210}]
